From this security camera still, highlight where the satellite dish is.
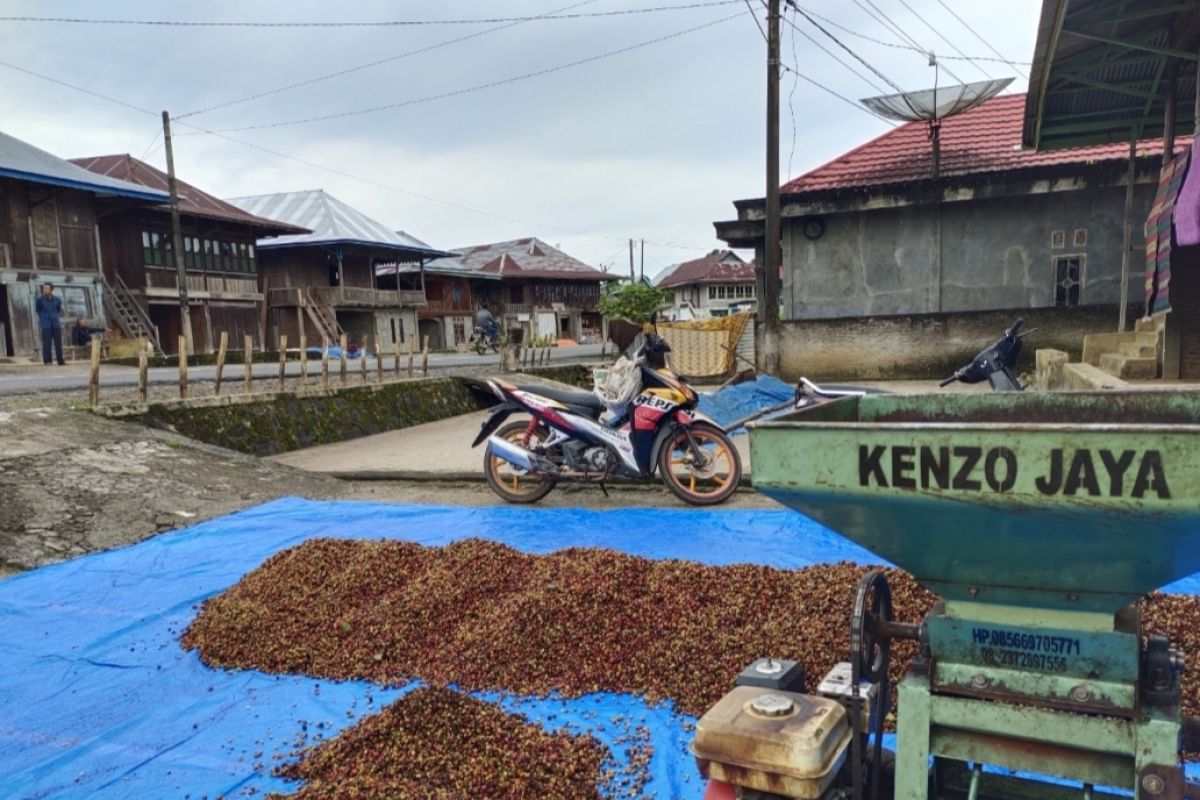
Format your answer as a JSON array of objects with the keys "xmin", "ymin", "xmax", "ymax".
[{"xmin": 860, "ymin": 77, "xmax": 1014, "ymax": 178}]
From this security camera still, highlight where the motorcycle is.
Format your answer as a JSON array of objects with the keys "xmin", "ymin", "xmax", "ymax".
[
  {"xmin": 793, "ymin": 318, "xmax": 1027, "ymax": 410},
  {"xmin": 469, "ymin": 324, "xmax": 503, "ymax": 355},
  {"xmin": 471, "ymin": 329, "xmax": 743, "ymax": 505}
]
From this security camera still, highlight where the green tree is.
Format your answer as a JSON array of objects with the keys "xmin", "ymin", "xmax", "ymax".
[{"xmin": 596, "ymin": 282, "xmax": 672, "ymax": 323}]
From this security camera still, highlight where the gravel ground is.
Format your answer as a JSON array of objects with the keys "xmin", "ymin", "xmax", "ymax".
[{"xmin": 0, "ymin": 389, "xmax": 778, "ymax": 575}]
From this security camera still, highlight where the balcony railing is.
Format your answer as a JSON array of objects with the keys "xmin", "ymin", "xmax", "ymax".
[
  {"xmin": 267, "ymin": 286, "xmax": 426, "ymax": 308},
  {"xmin": 144, "ymin": 270, "xmax": 260, "ymax": 298}
]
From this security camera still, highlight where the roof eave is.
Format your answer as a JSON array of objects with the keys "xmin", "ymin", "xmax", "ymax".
[{"xmin": 0, "ymin": 167, "xmax": 169, "ymax": 204}]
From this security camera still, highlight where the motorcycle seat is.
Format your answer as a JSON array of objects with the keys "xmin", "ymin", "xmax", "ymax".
[{"xmin": 517, "ymin": 384, "xmax": 605, "ymax": 416}]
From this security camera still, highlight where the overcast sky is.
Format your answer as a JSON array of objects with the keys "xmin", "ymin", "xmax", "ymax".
[{"xmin": 0, "ymin": 0, "xmax": 1041, "ymax": 278}]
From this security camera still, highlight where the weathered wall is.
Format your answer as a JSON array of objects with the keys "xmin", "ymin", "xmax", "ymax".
[
  {"xmin": 769, "ymin": 305, "xmax": 1134, "ymax": 381},
  {"xmin": 115, "ymin": 377, "xmax": 488, "ymax": 456},
  {"xmin": 782, "ymin": 185, "xmax": 1155, "ymax": 320}
]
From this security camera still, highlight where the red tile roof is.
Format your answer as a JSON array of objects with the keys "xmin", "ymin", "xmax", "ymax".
[
  {"xmin": 783, "ymin": 93, "xmax": 1192, "ymax": 194},
  {"xmin": 655, "ymin": 250, "xmax": 754, "ymax": 288},
  {"xmin": 70, "ymin": 154, "xmax": 307, "ymax": 234}
]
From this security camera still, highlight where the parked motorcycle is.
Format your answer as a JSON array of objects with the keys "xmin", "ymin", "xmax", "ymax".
[
  {"xmin": 472, "ymin": 330, "xmax": 743, "ymax": 505},
  {"xmin": 469, "ymin": 325, "xmax": 503, "ymax": 355},
  {"xmin": 793, "ymin": 318, "xmax": 1027, "ymax": 409}
]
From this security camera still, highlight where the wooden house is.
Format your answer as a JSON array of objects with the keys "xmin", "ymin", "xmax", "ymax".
[
  {"xmin": 0, "ymin": 131, "xmax": 167, "ymax": 358},
  {"xmin": 72, "ymin": 154, "xmax": 306, "ymax": 354},
  {"xmin": 424, "ymin": 237, "xmax": 618, "ymax": 345},
  {"xmin": 227, "ymin": 190, "xmax": 450, "ymax": 350}
]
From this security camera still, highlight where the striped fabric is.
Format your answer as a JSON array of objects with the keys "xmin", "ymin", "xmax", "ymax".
[{"xmin": 1144, "ymin": 148, "xmax": 1192, "ymax": 316}]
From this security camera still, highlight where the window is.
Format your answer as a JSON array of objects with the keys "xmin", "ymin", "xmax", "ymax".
[
  {"xmin": 1073, "ymin": 228, "xmax": 1087, "ymax": 248},
  {"xmin": 1050, "ymin": 230, "xmax": 1066, "ymax": 249},
  {"xmin": 219, "ymin": 241, "xmax": 233, "ymax": 271},
  {"xmin": 203, "ymin": 239, "xmax": 216, "ymax": 269},
  {"xmin": 1053, "ymin": 256, "xmax": 1083, "ymax": 307},
  {"xmin": 708, "ymin": 286, "xmax": 717, "ymax": 300}
]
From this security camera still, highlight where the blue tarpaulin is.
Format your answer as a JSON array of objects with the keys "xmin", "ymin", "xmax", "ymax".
[
  {"xmin": 1, "ymin": 499, "xmax": 1197, "ymax": 799},
  {"xmin": 698, "ymin": 376, "xmax": 795, "ymax": 433}
]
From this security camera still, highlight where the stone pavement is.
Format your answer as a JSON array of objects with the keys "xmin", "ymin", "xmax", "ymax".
[{"xmin": 269, "ymin": 409, "xmax": 753, "ymax": 480}]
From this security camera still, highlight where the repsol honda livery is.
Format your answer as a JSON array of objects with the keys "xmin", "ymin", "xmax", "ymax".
[{"xmin": 472, "ymin": 332, "xmax": 742, "ymax": 505}]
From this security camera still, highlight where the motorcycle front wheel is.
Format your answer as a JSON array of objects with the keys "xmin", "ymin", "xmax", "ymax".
[
  {"xmin": 658, "ymin": 422, "xmax": 742, "ymax": 506},
  {"xmin": 474, "ymin": 339, "xmax": 487, "ymax": 355},
  {"xmin": 484, "ymin": 419, "xmax": 557, "ymax": 504}
]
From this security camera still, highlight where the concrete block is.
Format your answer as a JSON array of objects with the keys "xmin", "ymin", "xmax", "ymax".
[
  {"xmin": 1035, "ymin": 349, "xmax": 1068, "ymax": 390},
  {"xmin": 1063, "ymin": 362, "xmax": 1130, "ymax": 391},
  {"xmin": 1098, "ymin": 352, "xmax": 1158, "ymax": 381}
]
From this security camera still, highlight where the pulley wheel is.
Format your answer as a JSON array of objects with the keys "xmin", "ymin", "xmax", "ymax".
[{"xmin": 850, "ymin": 570, "xmax": 893, "ymax": 684}]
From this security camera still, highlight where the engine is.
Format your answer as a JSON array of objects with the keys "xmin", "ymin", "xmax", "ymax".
[{"xmin": 563, "ymin": 442, "xmax": 612, "ymax": 473}]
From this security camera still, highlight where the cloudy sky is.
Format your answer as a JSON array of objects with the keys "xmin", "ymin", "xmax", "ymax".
[{"xmin": 0, "ymin": 0, "xmax": 1041, "ymax": 277}]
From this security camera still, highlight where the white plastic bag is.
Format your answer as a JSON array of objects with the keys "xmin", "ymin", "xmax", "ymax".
[{"xmin": 593, "ymin": 356, "xmax": 642, "ymax": 414}]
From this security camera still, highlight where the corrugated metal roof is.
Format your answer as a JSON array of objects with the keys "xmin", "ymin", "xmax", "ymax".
[
  {"xmin": 225, "ymin": 189, "xmax": 450, "ymax": 257},
  {"xmin": 425, "ymin": 237, "xmax": 619, "ymax": 281},
  {"xmin": 782, "ymin": 93, "xmax": 1188, "ymax": 194},
  {"xmin": 0, "ymin": 130, "xmax": 168, "ymax": 203},
  {"xmin": 655, "ymin": 250, "xmax": 754, "ymax": 288},
  {"xmin": 1023, "ymin": 0, "xmax": 1199, "ymax": 150},
  {"xmin": 70, "ymin": 154, "xmax": 307, "ymax": 234}
]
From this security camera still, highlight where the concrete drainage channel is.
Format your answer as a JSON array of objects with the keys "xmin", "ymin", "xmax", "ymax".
[
  {"xmin": 95, "ymin": 363, "xmax": 753, "ymax": 492},
  {"xmin": 97, "ymin": 365, "xmax": 593, "ymax": 457}
]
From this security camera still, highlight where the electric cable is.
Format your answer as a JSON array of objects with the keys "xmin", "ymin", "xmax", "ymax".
[
  {"xmin": 788, "ymin": 3, "xmax": 907, "ymax": 94},
  {"xmin": 894, "ymin": 0, "xmax": 992, "ymax": 79},
  {"xmin": 199, "ymin": 12, "xmax": 745, "ymax": 133},
  {"xmin": 0, "ymin": 59, "xmax": 716, "ymax": 251},
  {"xmin": 0, "ymin": 3, "xmax": 743, "ymax": 28},
  {"xmin": 934, "ymin": 0, "xmax": 1029, "ymax": 79},
  {"xmin": 177, "ymin": 0, "xmax": 598, "ymax": 119}
]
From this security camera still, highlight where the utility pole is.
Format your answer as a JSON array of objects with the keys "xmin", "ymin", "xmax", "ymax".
[
  {"xmin": 760, "ymin": 0, "xmax": 782, "ymax": 374},
  {"xmin": 629, "ymin": 238, "xmax": 635, "ymax": 281},
  {"xmin": 640, "ymin": 239, "xmax": 645, "ymax": 282},
  {"xmin": 162, "ymin": 110, "xmax": 194, "ymax": 356}
]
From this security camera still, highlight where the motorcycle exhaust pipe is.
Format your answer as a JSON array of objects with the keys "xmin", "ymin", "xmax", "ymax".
[{"xmin": 486, "ymin": 434, "xmax": 559, "ymax": 475}]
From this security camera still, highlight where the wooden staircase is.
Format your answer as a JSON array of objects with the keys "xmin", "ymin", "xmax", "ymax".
[
  {"xmin": 304, "ymin": 287, "xmax": 344, "ymax": 345},
  {"xmin": 104, "ymin": 275, "xmax": 163, "ymax": 355}
]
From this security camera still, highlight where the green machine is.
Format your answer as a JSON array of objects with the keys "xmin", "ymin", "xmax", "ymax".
[{"xmin": 692, "ymin": 392, "xmax": 1200, "ymax": 800}]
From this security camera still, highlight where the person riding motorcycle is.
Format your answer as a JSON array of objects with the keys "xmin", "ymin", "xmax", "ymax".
[{"xmin": 473, "ymin": 303, "xmax": 500, "ymax": 345}]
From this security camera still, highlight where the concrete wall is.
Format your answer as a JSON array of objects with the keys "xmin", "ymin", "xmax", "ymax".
[
  {"xmin": 782, "ymin": 185, "xmax": 1155, "ymax": 320},
  {"xmin": 768, "ymin": 304, "xmax": 1134, "ymax": 381},
  {"xmin": 106, "ymin": 365, "xmax": 593, "ymax": 456}
]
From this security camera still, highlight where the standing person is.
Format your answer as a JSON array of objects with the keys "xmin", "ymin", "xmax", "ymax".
[{"xmin": 35, "ymin": 282, "xmax": 64, "ymax": 365}]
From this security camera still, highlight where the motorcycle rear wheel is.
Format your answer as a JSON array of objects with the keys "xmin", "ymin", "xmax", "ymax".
[
  {"xmin": 484, "ymin": 419, "xmax": 557, "ymax": 504},
  {"xmin": 658, "ymin": 422, "xmax": 742, "ymax": 506}
]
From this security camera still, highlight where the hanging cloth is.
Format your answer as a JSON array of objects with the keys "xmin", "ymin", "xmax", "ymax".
[{"xmin": 1144, "ymin": 144, "xmax": 1192, "ymax": 316}]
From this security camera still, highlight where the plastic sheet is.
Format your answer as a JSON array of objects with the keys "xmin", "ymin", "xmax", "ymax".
[
  {"xmin": 1, "ymin": 498, "xmax": 1196, "ymax": 799},
  {"xmin": 698, "ymin": 375, "xmax": 795, "ymax": 433}
]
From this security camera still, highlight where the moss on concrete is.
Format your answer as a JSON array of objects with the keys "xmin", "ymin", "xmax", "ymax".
[{"xmin": 112, "ymin": 377, "xmax": 488, "ymax": 456}]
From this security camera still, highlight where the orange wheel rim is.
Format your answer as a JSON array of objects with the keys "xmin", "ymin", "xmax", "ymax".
[{"xmin": 670, "ymin": 430, "xmax": 735, "ymax": 496}]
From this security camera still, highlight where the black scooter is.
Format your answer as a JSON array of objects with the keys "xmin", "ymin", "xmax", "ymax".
[{"xmin": 793, "ymin": 318, "xmax": 1027, "ymax": 411}]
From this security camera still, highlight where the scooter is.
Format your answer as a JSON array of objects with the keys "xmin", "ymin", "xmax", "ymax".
[
  {"xmin": 471, "ymin": 329, "xmax": 743, "ymax": 505},
  {"xmin": 469, "ymin": 325, "xmax": 503, "ymax": 355},
  {"xmin": 794, "ymin": 318, "xmax": 1027, "ymax": 410}
]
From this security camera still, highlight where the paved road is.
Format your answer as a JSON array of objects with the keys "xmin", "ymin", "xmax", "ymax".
[{"xmin": 0, "ymin": 344, "xmax": 604, "ymax": 395}]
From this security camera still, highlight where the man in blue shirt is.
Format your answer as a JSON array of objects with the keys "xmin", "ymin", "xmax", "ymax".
[{"xmin": 34, "ymin": 282, "xmax": 64, "ymax": 365}]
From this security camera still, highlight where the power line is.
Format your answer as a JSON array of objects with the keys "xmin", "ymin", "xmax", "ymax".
[
  {"xmin": 893, "ymin": 0, "xmax": 992, "ymax": 80},
  {"xmin": 0, "ymin": 60, "xmax": 715, "ymax": 251},
  {"xmin": 200, "ymin": 12, "xmax": 746, "ymax": 133},
  {"xmin": 780, "ymin": 64, "xmax": 897, "ymax": 126},
  {"xmin": 177, "ymin": 0, "xmax": 599, "ymax": 119},
  {"xmin": 934, "ymin": 0, "xmax": 1029, "ymax": 80},
  {"xmin": 0, "ymin": 3, "xmax": 742, "ymax": 28},
  {"xmin": 742, "ymin": 0, "xmax": 768, "ymax": 43},
  {"xmin": 787, "ymin": 3, "xmax": 907, "ymax": 95},
  {"xmin": 853, "ymin": 0, "xmax": 969, "ymax": 85},
  {"xmin": 780, "ymin": 8, "xmax": 888, "ymax": 95}
]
